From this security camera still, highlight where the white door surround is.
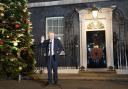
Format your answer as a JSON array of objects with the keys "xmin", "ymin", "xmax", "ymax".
[{"xmin": 78, "ymin": 8, "xmax": 114, "ymax": 70}]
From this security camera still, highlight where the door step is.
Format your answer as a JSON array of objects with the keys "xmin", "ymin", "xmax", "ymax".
[{"xmin": 80, "ymin": 68, "xmax": 116, "ymax": 73}]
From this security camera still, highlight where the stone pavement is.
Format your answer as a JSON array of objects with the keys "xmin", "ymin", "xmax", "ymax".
[{"xmin": 0, "ymin": 79, "xmax": 128, "ymax": 89}]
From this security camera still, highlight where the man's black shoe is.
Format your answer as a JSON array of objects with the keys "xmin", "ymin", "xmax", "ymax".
[
  {"xmin": 53, "ymin": 82, "xmax": 59, "ymax": 85},
  {"xmin": 45, "ymin": 82, "xmax": 52, "ymax": 86}
]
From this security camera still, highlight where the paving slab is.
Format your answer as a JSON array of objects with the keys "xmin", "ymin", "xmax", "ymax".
[{"xmin": 0, "ymin": 79, "xmax": 128, "ymax": 89}]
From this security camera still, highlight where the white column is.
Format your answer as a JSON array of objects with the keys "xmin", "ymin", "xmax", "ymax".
[{"xmin": 106, "ymin": 9, "xmax": 114, "ymax": 68}]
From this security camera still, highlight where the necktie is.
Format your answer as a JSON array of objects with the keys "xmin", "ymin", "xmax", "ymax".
[{"xmin": 49, "ymin": 41, "xmax": 52, "ymax": 56}]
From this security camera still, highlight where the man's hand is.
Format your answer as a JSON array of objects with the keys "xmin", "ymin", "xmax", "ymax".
[
  {"xmin": 59, "ymin": 51, "xmax": 65, "ymax": 55},
  {"xmin": 41, "ymin": 36, "xmax": 45, "ymax": 43}
]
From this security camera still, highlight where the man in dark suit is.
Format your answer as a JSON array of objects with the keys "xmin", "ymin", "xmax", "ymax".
[{"xmin": 41, "ymin": 32, "xmax": 63, "ymax": 85}]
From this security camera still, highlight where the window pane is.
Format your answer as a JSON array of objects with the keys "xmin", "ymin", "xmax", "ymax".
[
  {"xmin": 48, "ymin": 27, "xmax": 52, "ymax": 33},
  {"xmin": 58, "ymin": 27, "xmax": 64, "ymax": 34},
  {"xmin": 53, "ymin": 27, "xmax": 58, "ymax": 34},
  {"xmin": 53, "ymin": 19, "xmax": 58, "ymax": 26},
  {"xmin": 47, "ymin": 19, "xmax": 52, "ymax": 26},
  {"xmin": 59, "ymin": 18, "xmax": 64, "ymax": 26}
]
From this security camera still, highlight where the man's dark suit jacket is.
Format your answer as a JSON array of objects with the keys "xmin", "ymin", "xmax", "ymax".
[{"xmin": 41, "ymin": 38, "xmax": 63, "ymax": 61}]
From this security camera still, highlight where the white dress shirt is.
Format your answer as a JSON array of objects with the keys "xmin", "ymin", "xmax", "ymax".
[{"xmin": 49, "ymin": 39, "xmax": 54, "ymax": 56}]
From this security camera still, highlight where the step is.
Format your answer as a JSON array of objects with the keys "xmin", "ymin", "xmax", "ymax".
[{"xmin": 30, "ymin": 72, "xmax": 128, "ymax": 81}]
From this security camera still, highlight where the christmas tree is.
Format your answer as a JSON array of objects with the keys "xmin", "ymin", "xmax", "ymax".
[{"xmin": 0, "ymin": 0, "xmax": 35, "ymax": 79}]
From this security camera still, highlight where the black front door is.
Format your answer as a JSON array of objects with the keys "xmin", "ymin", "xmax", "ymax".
[{"xmin": 87, "ymin": 31, "xmax": 107, "ymax": 68}]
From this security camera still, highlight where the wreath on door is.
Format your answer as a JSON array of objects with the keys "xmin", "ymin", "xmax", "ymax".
[{"xmin": 91, "ymin": 48, "xmax": 103, "ymax": 62}]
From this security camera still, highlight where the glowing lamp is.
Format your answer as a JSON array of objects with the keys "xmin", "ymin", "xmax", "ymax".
[{"xmin": 91, "ymin": 7, "xmax": 99, "ymax": 19}]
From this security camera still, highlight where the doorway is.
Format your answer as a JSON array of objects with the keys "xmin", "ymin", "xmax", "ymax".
[{"xmin": 86, "ymin": 31, "xmax": 107, "ymax": 68}]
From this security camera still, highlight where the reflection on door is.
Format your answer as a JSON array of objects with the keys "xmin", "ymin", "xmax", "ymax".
[{"xmin": 87, "ymin": 31, "xmax": 107, "ymax": 68}]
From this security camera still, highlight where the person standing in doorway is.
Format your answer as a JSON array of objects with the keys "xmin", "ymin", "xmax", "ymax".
[{"xmin": 40, "ymin": 32, "xmax": 63, "ymax": 85}]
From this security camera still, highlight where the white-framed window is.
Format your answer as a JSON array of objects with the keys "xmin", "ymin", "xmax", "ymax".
[{"xmin": 46, "ymin": 17, "xmax": 64, "ymax": 44}]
